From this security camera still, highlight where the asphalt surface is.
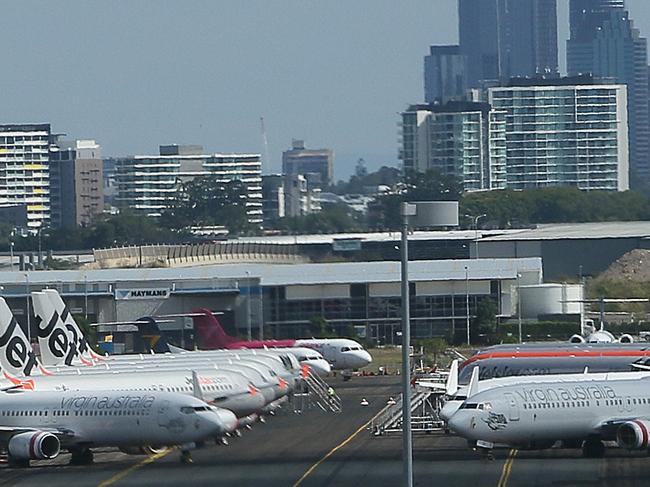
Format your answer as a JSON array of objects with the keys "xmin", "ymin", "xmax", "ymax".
[{"xmin": 4, "ymin": 375, "xmax": 650, "ymax": 486}]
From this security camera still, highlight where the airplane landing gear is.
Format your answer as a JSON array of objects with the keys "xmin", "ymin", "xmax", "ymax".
[
  {"xmin": 582, "ymin": 438, "xmax": 605, "ymax": 458},
  {"xmin": 70, "ymin": 447, "xmax": 94, "ymax": 465}
]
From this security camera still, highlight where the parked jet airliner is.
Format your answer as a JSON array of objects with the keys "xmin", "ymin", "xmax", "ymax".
[
  {"xmin": 192, "ymin": 308, "xmax": 372, "ymax": 370},
  {"xmin": 0, "ymin": 388, "xmax": 236, "ymax": 467},
  {"xmin": 448, "ymin": 376, "xmax": 650, "ymax": 457}
]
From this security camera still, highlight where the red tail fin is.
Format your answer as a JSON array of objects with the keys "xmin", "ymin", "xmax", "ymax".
[{"xmin": 192, "ymin": 308, "xmax": 237, "ymax": 349}]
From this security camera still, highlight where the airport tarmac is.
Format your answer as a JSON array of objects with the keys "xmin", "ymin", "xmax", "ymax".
[{"xmin": 4, "ymin": 375, "xmax": 650, "ymax": 487}]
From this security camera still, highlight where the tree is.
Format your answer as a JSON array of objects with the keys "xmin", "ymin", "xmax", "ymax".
[{"xmin": 162, "ymin": 177, "xmax": 256, "ymax": 235}]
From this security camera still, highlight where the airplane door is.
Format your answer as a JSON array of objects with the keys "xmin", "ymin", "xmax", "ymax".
[
  {"xmin": 157, "ymin": 400, "xmax": 170, "ymax": 427},
  {"xmin": 504, "ymin": 393, "xmax": 520, "ymax": 421}
]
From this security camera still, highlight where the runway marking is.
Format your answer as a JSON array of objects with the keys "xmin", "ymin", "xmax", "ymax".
[
  {"xmin": 291, "ymin": 408, "xmax": 384, "ymax": 487},
  {"xmin": 496, "ymin": 449, "xmax": 518, "ymax": 487},
  {"xmin": 96, "ymin": 449, "xmax": 172, "ymax": 487}
]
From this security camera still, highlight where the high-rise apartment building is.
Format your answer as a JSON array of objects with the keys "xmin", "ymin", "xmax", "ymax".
[
  {"xmin": 459, "ymin": 0, "xmax": 558, "ymax": 88},
  {"xmin": 50, "ymin": 139, "xmax": 103, "ymax": 228},
  {"xmin": 115, "ymin": 145, "xmax": 262, "ymax": 224},
  {"xmin": 282, "ymin": 140, "xmax": 334, "ymax": 187},
  {"xmin": 488, "ymin": 78, "xmax": 629, "ymax": 191},
  {"xmin": 0, "ymin": 124, "xmax": 55, "ymax": 230},
  {"xmin": 400, "ymin": 101, "xmax": 507, "ymax": 191},
  {"xmin": 424, "ymin": 46, "xmax": 468, "ymax": 103},
  {"xmin": 567, "ymin": 0, "xmax": 649, "ymax": 186},
  {"xmin": 402, "ymin": 77, "xmax": 629, "ymax": 193}
]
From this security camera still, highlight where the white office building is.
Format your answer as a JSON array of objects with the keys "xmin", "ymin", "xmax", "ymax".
[
  {"xmin": 0, "ymin": 124, "xmax": 54, "ymax": 229},
  {"xmin": 115, "ymin": 145, "xmax": 262, "ymax": 224}
]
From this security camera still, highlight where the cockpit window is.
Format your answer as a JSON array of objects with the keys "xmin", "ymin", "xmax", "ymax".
[
  {"xmin": 341, "ymin": 347, "xmax": 350, "ymax": 352},
  {"xmin": 459, "ymin": 402, "xmax": 478, "ymax": 410},
  {"xmin": 181, "ymin": 406, "xmax": 210, "ymax": 414}
]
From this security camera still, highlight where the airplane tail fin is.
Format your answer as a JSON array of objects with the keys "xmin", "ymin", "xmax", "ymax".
[
  {"xmin": 41, "ymin": 289, "xmax": 103, "ymax": 363},
  {"xmin": 467, "ymin": 366, "xmax": 480, "ymax": 398},
  {"xmin": 192, "ymin": 308, "xmax": 236, "ymax": 349},
  {"xmin": 134, "ymin": 317, "xmax": 171, "ymax": 353},
  {"xmin": 445, "ymin": 359, "xmax": 459, "ymax": 396},
  {"xmin": 0, "ymin": 298, "xmax": 49, "ymax": 381},
  {"xmin": 31, "ymin": 291, "xmax": 82, "ymax": 367}
]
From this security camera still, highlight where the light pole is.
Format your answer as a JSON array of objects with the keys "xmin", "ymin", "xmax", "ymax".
[
  {"xmin": 465, "ymin": 265, "xmax": 470, "ymax": 345},
  {"xmin": 245, "ymin": 270, "xmax": 252, "ymax": 341},
  {"xmin": 9, "ymin": 230, "xmax": 14, "ymax": 271},
  {"xmin": 474, "ymin": 214, "xmax": 486, "ymax": 259},
  {"xmin": 399, "ymin": 202, "xmax": 415, "ymax": 487},
  {"xmin": 398, "ymin": 200, "xmax": 458, "ymax": 487},
  {"xmin": 24, "ymin": 272, "xmax": 31, "ymax": 344},
  {"xmin": 84, "ymin": 274, "xmax": 88, "ymax": 320},
  {"xmin": 517, "ymin": 273, "xmax": 523, "ymax": 343}
]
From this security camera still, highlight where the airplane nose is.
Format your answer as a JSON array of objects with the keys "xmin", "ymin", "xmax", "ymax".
[
  {"xmin": 439, "ymin": 401, "xmax": 460, "ymax": 422},
  {"xmin": 212, "ymin": 407, "xmax": 238, "ymax": 434},
  {"xmin": 355, "ymin": 350, "xmax": 372, "ymax": 368}
]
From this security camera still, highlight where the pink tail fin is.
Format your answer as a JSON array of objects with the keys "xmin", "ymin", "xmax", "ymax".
[{"xmin": 192, "ymin": 308, "xmax": 236, "ymax": 349}]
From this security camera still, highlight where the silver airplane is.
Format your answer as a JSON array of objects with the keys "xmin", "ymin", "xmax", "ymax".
[
  {"xmin": 439, "ymin": 360, "xmax": 650, "ymax": 422},
  {"xmin": 448, "ymin": 375, "xmax": 650, "ymax": 457},
  {"xmin": 0, "ymin": 388, "xmax": 236, "ymax": 467}
]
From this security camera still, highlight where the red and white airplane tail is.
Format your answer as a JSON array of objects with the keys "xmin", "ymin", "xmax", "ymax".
[
  {"xmin": 192, "ymin": 308, "xmax": 237, "ymax": 349},
  {"xmin": 0, "ymin": 297, "xmax": 51, "ymax": 387}
]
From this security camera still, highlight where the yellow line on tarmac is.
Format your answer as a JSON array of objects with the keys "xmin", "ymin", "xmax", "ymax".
[
  {"xmin": 291, "ymin": 409, "xmax": 384, "ymax": 487},
  {"xmin": 97, "ymin": 449, "xmax": 172, "ymax": 487},
  {"xmin": 496, "ymin": 449, "xmax": 518, "ymax": 487}
]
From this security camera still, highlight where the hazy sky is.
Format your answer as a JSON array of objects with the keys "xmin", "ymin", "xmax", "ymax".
[{"xmin": 2, "ymin": 1, "xmax": 650, "ymax": 180}]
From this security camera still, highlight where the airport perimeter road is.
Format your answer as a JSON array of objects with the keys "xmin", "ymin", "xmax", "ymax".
[{"xmin": 5, "ymin": 375, "xmax": 650, "ymax": 486}]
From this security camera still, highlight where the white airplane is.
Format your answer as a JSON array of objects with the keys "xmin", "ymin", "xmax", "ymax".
[
  {"xmin": 191, "ymin": 307, "xmax": 373, "ymax": 372},
  {"xmin": 31, "ymin": 290, "xmax": 325, "ymax": 382},
  {"xmin": 447, "ymin": 375, "xmax": 650, "ymax": 457},
  {"xmin": 439, "ymin": 360, "xmax": 650, "ymax": 422},
  {"xmin": 0, "ymin": 300, "xmax": 274, "ymax": 420},
  {"xmin": 0, "ymin": 388, "xmax": 236, "ymax": 467}
]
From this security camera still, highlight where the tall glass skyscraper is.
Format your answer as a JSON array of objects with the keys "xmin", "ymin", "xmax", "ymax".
[
  {"xmin": 567, "ymin": 0, "xmax": 649, "ymax": 187},
  {"xmin": 458, "ymin": 0, "xmax": 558, "ymax": 88}
]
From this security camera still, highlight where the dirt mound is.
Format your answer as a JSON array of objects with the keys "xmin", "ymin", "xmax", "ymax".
[{"xmin": 598, "ymin": 249, "xmax": 650, "ymax": 282}]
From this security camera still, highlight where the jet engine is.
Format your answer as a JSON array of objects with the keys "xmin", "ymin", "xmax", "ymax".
[
  {"xmin": 569, "ymin": 334, "xmax": 586, "ymax": 344},
  {"xmin": 8, "ymin": 431, "xmax": 60, "ymax": 460},
  {"xmin": 619, "ymin": 334, "xmax": 634, "ymax": 344},
  {"xmin": 617, "ymin": 420, "xmax": 650, "ymax": 449}
]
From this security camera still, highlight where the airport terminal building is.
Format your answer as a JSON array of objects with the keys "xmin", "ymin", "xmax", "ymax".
[{"xmin": 0, "ymin": 257, "xmax": 562, "ymax": 349}]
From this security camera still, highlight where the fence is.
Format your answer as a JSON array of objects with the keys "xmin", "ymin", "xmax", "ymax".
[{"xmin": 93, "ymin": 242, "xmax": 305, "ymax": 268}]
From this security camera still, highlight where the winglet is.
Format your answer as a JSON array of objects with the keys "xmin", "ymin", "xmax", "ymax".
[
  {"xmin": 467, "ymin": 366, "xmax": 480, "ymax": 398},
  {"xmin": 191, "ymin": 370, "xmax": 203, "ymax": 401},
  {"xmin": 446, "ymin": 359, "xmax": 459, "ymax": 396}
]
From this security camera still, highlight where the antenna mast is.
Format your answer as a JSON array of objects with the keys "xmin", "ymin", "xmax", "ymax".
[{"xmin": 260, "ymin": 117, "xmax": 271, "ymax": 174}]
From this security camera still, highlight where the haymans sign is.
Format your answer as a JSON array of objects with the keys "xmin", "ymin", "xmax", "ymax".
[{"xmin": 114, "ymin": 288, "xmax": 171, "ymax": 300}]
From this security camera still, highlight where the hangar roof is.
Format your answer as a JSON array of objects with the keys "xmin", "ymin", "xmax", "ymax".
[{"xmin": 0, "ymin": 257, "xmax": 541, "ymax": 287}]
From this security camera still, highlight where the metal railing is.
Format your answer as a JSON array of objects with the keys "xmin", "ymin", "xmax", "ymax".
[
  {"xmin": 292, "ymin": 371, "xmax": 342, "ymax": 414},
  {"xmin": 370, "ymin": 389, "xmax": 446, "ymax": 436}
]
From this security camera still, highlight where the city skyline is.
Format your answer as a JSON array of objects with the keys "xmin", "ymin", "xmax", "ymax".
[{"xmin": 3, "ymin": 0, "xmax": 650, "ymax": 181}]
